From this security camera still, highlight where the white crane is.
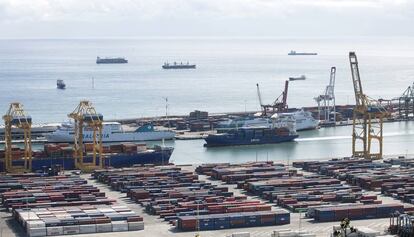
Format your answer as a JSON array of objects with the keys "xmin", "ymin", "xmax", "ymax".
[{"xmin": 314, "ymin": 67, "xmax": 336, "ymax": 125}]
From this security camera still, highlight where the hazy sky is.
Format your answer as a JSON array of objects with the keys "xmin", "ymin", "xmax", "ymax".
[{"xmin": 0, "ymin": 0, "xmax": 412, "ymax": 38}]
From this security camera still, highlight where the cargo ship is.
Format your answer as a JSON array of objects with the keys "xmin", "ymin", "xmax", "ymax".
[
  {"xmin": 288, "ymin": 50, "xmax": 317, "ymax": 56},
  {"xmin": 162, "ymin": 62, "xmax": 196, "ymax": 69},
  {"xmin": 45, "ymin": 122, "xmax": 175, "ymax": 143},
  {"xmin": 289, "ymin": 75, "xmax": 306, "ymax": 81},
  {"xmin": 96, "ymin": 57, "xmax": 128, "ymax": 64},
  {"xmin": 205, "ymin": 114, "xmax": 298, "ymax": 147},
  {"xmin": 0, "ymin": 143, "xmax": 173, "ymax": 171}
]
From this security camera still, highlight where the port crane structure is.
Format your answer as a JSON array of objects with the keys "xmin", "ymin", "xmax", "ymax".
[
  {"xmin": 69, "ymin": 100, "xmax": 104, "ymax": 171},
  {"xmin": 256, "ymin": 80, "xmax": 289, "ymax": 116},
  {"xmin": 396, "ymin": 83, "xmax": 414, "ymax": 119},
  {"xmin": 349, "ymin": 52, "xmax": 388, "ymax": 160},
  {"xmin": 314, "ymin": 67, "xmax": 336, "ymax": 125},
  {"xmin": 2, "ymin": 102, "xmax": 32, "ymax": 172}
]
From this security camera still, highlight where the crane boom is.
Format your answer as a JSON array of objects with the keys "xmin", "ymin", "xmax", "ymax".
[
  {"xmin": 257, "ymin": 80, "xmax": 289, "ymax": 116},
  {"xmin": 349, "ymin": 52, "xmax": 367, "ymax": 110},
  {"xmin": 281, "ymin": 80, "xmax": 289, "ymax": 109},
  {"xmin": 256, "ymin": 83, "xmax": 264, "ymax": 109}
]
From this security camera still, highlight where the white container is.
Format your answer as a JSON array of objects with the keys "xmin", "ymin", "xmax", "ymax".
[
  {"xmin": 96, "ymin": 223, "xmax": 112, "ymax": 233},
  {"xmin": 112, "ymin": 205, "xmax": 128, "ymax": 210},
  {"xmin": 128, "ymin": 221, "xmax": 144, "ymax": 231},
  {"xmin": 63, "ymin": 225, "xmax": 80, "ymax": 235},
  {"xmin": 21, "ymin": 212, "xmax": 41, "ymax": 222},
  {"xmin": 26, "ymin": 220, "xmax": 46, "ymax": 229},
  {"xmin": 98, "ymin": 207, "xmax": 116, "ymax": 213},
  {"xmin": 46, "ymin": 226, "xmax": 63, "ymax": 236},
  {"xmin": 232, "ymin": 232, "xmax": 250, "ymax": 237},
  {"xmin": 27, "ymin": 227, "xmax": 47, "ymax": 237},
  {"xmin": 112, "ymin": 221, "xmax": 128, "ymax": 232},
  {"xmin": 79, "ymin": 224, "xmax": 97, "ymax": 234}
]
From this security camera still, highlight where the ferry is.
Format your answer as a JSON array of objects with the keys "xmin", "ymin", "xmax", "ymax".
[
  {"xmin": 0, "ymin": 123, "xmax": 60, "ymax": 141},
  {"xmin": 45, "ymin": 122, "xmax": 175, "ymax": 143},
  {"xmin": 205, "ymin": 114, "xmax": 298, "ymax": 147},
  {"xmin": 288, "ymin": 50, "xmax": 318, "ymax": 56},
  {"xmin": 96, "ymin": 57, "xmax": 128, "ymax": 64},
  {"xmin": 56, "ymin": 80, "xmax": 66, "ymax": 89},
  {"xmin": 162, "ymin": 62, "xmax": 196, "ymax": 69},
  {"xmin": 216, "ymin": 109, "xmax": 318, "ymax": 132},
  {"xmin": 275, "ymin": 109, "xmax": 319, "ymax": 131}
]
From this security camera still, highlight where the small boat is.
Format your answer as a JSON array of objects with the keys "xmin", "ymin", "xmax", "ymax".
[
  {"xmin": 288, "ymin": 50, "xmax": 317, "ymax": 56},
  {"xmin": 96, "ymin": 57, "xmax": 128, "ymax": 64},
  {"xmin": 56, "ymin": 80, "xmax": 66, "ymax": 89},
  {"xmin": 289, "ymin": 75, "xmax": 306, "ymax": 81},
  {"xmin": 162, "ymin": 62, "xmax": 196, "ymax": 69}
]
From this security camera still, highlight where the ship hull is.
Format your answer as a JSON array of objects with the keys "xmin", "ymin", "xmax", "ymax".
[
  {"xmin": 204, "ymin": 134, "xmax": 298, "ymax": 147},
  {"xmin": 162, "ymin": 65, "xmax": 196, "ymax": 69},
  {"xmin": 0, "ymin": 148, "xmax": 173, "ymax": 171},
  {"xmin": 96, "ymin": 57, "xmax": 128, "ymax": 64}
]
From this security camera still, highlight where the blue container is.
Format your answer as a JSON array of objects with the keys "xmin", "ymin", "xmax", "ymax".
[
  {"xmin": 199, "ymin": 217, "xmax": 215, "ymax": 230},
  {"xmin": 260, "ymin": 219, "xmax": 276, "ymax": 226},
  {"xmin": 229, "ymin": 214, "xmax": 246, "ymax": 228},
  {"xmin": 244, "ymin": 214, "xmax": 260, "ymax": 227},
  {"xmin": 315, "ymin": 209, "xmax": 334, "ymax": 222},
  {"xmin": 214, "ymin": 217, "xmax": 230, "ymax": 229},
  {"xmin": 275, "ymin": 212, "xmax": 290, "ymax": 225}
]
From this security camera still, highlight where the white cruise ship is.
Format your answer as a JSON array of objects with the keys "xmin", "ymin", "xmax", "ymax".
[
  {"xmin": 216, "ymin": 109, "xmax": 318, "ymax": 131},
  {"xmin": 45, "ymin": 122, "xmax": 175, "ymax": 143}
]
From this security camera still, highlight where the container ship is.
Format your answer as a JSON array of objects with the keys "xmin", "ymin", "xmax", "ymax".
[
  {"xmin": 96, "ymin": 57, "xmax": 128, "ymax": 64},
  {"xmin": 45, "ymin": 122, "xmax": 175, "ymax": 143},
  {"xmin": 205, "ymin": 114, "xmax": 298, "ymax": 147},
  {"xmin": 162, "ymin": 62, "xmax": 196, "ymax": 69},
  {"xmin": 288, "ymin": 50, "xmax": 317, "ymax": 56},
  {"xmin": 0, "ymin": 143, "xmax": 173, "ymax": 171}
]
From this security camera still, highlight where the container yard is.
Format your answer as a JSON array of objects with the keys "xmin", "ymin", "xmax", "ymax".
[
  {"xmin": 91, "ymin": 165, "xmax": 291, "ymax": 231},
  {"xmin": 0, "ymin": 173, "xmax": 144, "ymax": 236},
  {"xmin": 0, "ymin": 161, "xmax": 404, "ymax": 237}
]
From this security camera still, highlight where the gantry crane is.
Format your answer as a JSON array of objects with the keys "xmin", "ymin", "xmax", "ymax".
[
  {"xmin": 349, "ymin": 52, "xmax": 388, "ymax": 160},
  {"xmin": 68, "ymin": 101, "xmax": 104, "ymax": 171},
  {"xmin": 314, "ymin": 67, "xmax": 336, "ymax": 125},
  {"xmin": 256, "ymin": 80, "xmax": 289, "ymax": 116},
  {"xmin": 397, "ymin": 83, "xmax": 414, "ymax": 119},
  {"xmin": 2, "ymin": 103, "xmax": 32, "ymax": 172}
]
